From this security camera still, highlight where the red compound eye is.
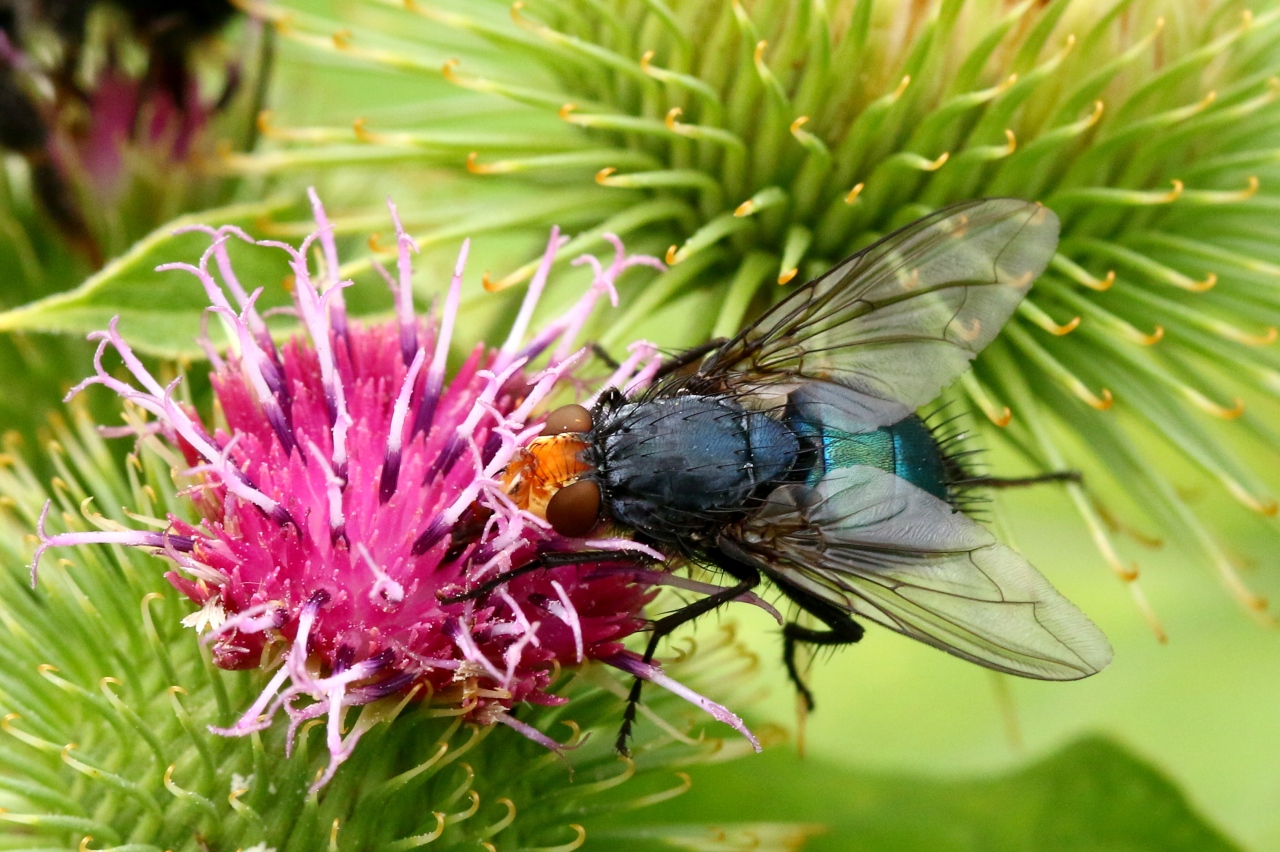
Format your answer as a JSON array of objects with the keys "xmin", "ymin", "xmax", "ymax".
[
  {"xmin": 542, "ymin": 403, "xmax": 593, "ymax": 436},
  {"xmin": 545, "ymin": 479, "xmax": 601, "ymax": 538}
]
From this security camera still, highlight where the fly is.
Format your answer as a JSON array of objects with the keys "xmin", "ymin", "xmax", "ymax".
[{"xmin": 443, "ymin": 198, "xmax": 1113, "ymax": 753}]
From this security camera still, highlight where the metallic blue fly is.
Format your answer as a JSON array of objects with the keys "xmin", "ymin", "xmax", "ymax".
[{"xmin": 447, "ymin": 198, "xmax": 1113, "ymax": 753}]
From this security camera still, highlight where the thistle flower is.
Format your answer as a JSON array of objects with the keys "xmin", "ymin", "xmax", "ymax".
[
  {"xmin": 236, "ymin": 0, "xmax": 1280, "ymax": 633},
  {"xmin": 1, "ymin": 400, "xmax": 796, "ymax": 848},
  {"xmin": 31, "ymin": 190, "xmax": 763, "ymax": 793}
]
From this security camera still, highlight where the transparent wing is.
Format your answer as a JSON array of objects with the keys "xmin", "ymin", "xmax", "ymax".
[
  {"xmin": 683, "ymin": 198, "xmax": 1059, "ymax": 428},
  {"xmin": 730, "ymin": 465, "xmax": 1112, "ymax": 680}
]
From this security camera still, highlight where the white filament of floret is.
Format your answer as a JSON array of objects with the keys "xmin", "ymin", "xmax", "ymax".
[
  {"xmin": 496, "ymin": 587, "xmax": 540, "ymax": 647},
  {"xmin": 303, "ymin": 437, "xmax": 345, "ymax": 535},
  {"xmin": 210, "ymin": 661, "xmax": 292, "ymax": 737},
  {"xmin": 166, "ymin": 228, "xmax": 281, "ymax": 377},
  {"xmin": 384, "ymin": 199, "xmax": 419, "ymax": 361},
  {"xmin": 426, "ymin": 359, "xmax": 529, "ymax": 532},
  {"xmin": 274, "ymin": 233, "xmax": 352, "ymax": 472},
  {"xmin": 181, "ymin": 594, "xmax": 227, "ymax": 633},
  {"xmin": 584, "ymin": 340, "xmax": 661, "ymax": 408},
  {"xmin": 426, "ymin": 237, "xmax": 466, "ymax": 402},
  {"xmin": 548, "ymin": 580, "xmax": 584, "ymax": 663},
  {"xmin": 66, "ymin": 321, "xmax": 286, "ymax": 522},
  {"xmin": 495, "ymin": 711, "xmax": 568, "ymax": 752},
  {"xmin": 500, "ymin": 627, "xmax": 541, "ymax": 689},
  {"xmin": 386, "ymin": 347, "xmax": 426, "ymax": 461},
  {"xmin": 308, "ymin": 187, "xmax": 347, "ymax": 333},
  {"xmin": 164, "ymin": 545, "xmax": 227, "ymax": 586},
  {"xmin": 357, "ymin": 543, "xmax": 405, "ymax": 610},
  {"xmin": 446, "ymin": 618, "xmax": 505, "ymax": 684},
  {"xmin": 497, "ymin": 226, "xmax": 566, "ymax": 368},
  {"xmin": 201, "ymin": 602, "xmax": 285, "ymax": 646},
  {"xmin": 552, "ymin": 234, "xmax": 666, "ymax": 363},
  {"xmin": 208, "ymin": 294, "xmax": 290, "ymax": 441}
]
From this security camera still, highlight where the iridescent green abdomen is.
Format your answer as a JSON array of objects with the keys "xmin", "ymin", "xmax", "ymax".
[{"xmin": 787, "ymin": 414, "xmax": 949, "ymax": 501}]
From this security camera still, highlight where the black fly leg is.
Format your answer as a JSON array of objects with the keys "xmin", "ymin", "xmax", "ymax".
[
  {"xmin": 616, "ymin": 564, "xmax": 760, "ymax": 755},
  {"xmin": 589, "ymin": 338, "xmax": 727, "ymax": 382},
  {"xmin": 775, "ymin": 584, "xmax": 864, "ymax": 711},
  {"xmin": 714, "ymin": 537, "xmax": 864, "ymax": 710},
  {"xmin": 962, "ymin": 471, "xmax": 1082, "ymax": 488},
  {"xmin": 590, "ymin": 343, "xmax": 622, "ymax": 369},
  {"xmin": 437, "ymin": 549, "xmax": 656, "ymax": 605},
  {"xmin": 783, "ymin": 618, "xmax": 864, "ymax": 711},
  {"xmin": 651, "ymin": 338, "xmax": 728, "ymax": 380}
]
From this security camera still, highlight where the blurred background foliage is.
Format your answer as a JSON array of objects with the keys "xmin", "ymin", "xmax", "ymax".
[{"xmin": 1, "ymin": 0, "xmax": 1279, "ymax": 849}]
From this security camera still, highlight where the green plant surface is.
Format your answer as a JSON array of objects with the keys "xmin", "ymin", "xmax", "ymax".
[
  {"xmin": 0, "ymin": 200, "xmax": 293, "ymax": 359},
  {"xmin": 638, "ymin": 735, "xmax": 1240, "ymax": 852}
]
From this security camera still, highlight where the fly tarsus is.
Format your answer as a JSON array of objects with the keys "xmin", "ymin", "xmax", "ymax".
[
  {"xmin": 616, "ymin": 566, "xmax": 760, "ymax": 755},
  {"xmin": 590, "ymin": 342, "xmax": 622, "ymax": 370},
  {"xmin": 770, "ymin": 579, "xmax": 866, "ymax": 711},
  {"xmin": 782, "ymin": 615, "xmax": 864, "ymax": 711}
]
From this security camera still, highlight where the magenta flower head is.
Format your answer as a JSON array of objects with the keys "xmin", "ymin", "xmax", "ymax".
[{"xmin": 31, "ymin": 190, "xmax": 760, "ymax": 789}]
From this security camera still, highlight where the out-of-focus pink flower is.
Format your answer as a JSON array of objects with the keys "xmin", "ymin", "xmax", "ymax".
[
  {"xmin": 0, "ymin": 1, "xmax": 241, "ymax": 264},
  {"xmin": 75, "ymin": 65, "xmax": 210, "ymax": 198},
  {"xmin": 33, "ymin": 191, "xmax": 760, "ymax": 789}
]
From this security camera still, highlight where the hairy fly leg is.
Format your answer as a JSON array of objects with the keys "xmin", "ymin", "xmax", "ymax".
[
  {"xmin": 590, "ymin": 338, "xmax": 728, "ymax": 381},
  {"xmin": 437, "ymin": 548, "xmax": 658, "ymax": 604},
  {"xmin": 774, "ymin": 583, "xmax": 865, "ymax": 711},
  {"xmin": 960, "ymin": 471, "xmax": 1082, "ymax": 489},
  {"xmin": 650, "ymin": 338, "xmax": 727, "ymax": 380},
  {"xmin": 616, "ymin": 541, "xmax": 760, "ymax": 755},
  {"xmin": 712, "ymin": 535, "xmax": 864, "ymax": 710},
  {"xmin": 589, "ymin": 342, "xmax": 622, "ymax": 370}
]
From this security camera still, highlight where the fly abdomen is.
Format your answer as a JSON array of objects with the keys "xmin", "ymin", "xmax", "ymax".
[
  {"xmin": 598, "ymin": 395, "xmax": 799, "ymax": 541},
  {"xmin": 888, "ymin": 415, "xmax": 950, "ymax": 501},
  {"xmin": 786, "ymin": 409, "xmax": 950, "ymax": 501}
]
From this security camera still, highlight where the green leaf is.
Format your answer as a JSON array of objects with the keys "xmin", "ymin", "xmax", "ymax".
[
  {"xmin": 629, "ymin": 736, "xmax": 1241, "ymax": 852},
  {"xmin": 0, "ymin": 198, "xmax": 294, "ymax": 359}
]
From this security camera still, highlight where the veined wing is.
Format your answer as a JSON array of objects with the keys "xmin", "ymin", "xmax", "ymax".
[
  {"xmin": 684, "ymin": 199, "xmax": 1059, "ymax": 428},
  {"xmin": 730, "ymin": 465, "xmax": 1111, "ymax": 680}
]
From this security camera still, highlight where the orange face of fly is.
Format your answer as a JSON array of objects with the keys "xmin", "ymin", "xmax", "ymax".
[
  {"xmin": 502, "ymin": 432, "xmax": 593, "ymax": 518},
  {"xmin": 503, "ymin": 403, "xmax": 604, "ymax": 538}
]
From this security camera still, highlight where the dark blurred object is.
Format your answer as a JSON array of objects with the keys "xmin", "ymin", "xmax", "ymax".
[
  {"xmin": 114, "ymin": 0, "xmax": 237, "ymax": 109},
  {"xmin": 0, "ymin": 0, "xmax": 237, "ymax": 267}
]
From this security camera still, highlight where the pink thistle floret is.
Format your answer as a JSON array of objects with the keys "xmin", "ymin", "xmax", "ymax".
[{"xmin": 32, "ymin": 191, "xmax": 762, "ymax": 789}]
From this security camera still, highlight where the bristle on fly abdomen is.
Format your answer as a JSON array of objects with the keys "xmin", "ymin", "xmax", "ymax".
[{"xmin": 922, "ymin": 403, "xmax": 992, "ymax": 519}]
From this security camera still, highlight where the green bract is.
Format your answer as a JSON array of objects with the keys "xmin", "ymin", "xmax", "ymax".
[{"xmin": 0, "ymin": 4, "xmax": 270, "ymax": 438}]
